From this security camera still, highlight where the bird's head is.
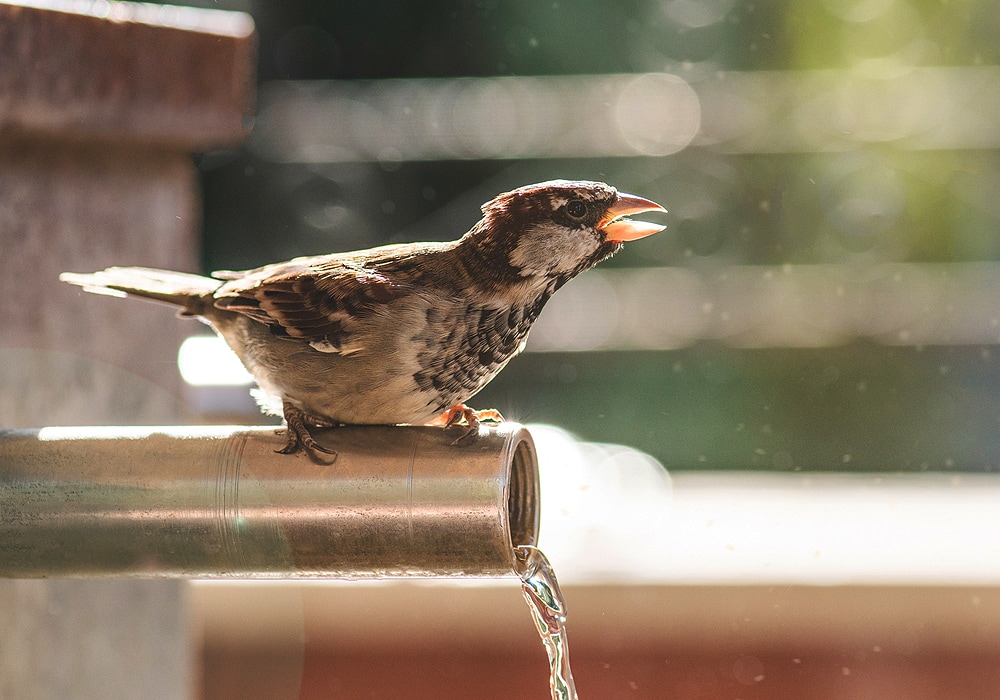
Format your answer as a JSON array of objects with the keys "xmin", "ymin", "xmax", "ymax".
[{"xmin": 467, "ymin": 180, "xmax": 666, "ymax": 286}]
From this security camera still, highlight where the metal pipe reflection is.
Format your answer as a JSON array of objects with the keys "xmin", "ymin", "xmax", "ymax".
[{"xmin": 0, "ymin": 424, "xmax": 539, "ymax": 578}]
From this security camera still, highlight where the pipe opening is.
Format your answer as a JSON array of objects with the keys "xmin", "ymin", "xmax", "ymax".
[{"xmin": 507, "ymin": 434, "xmax": 540, "ymax": 551}]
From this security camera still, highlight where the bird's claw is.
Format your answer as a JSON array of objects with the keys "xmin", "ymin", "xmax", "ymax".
[
  {"xmin": 278, "ymin": 401, "xmax": 338, "ymax": 463},
  {"xmin": 439, "ymin": 405, "xmax": 505, "ymax": 445}
]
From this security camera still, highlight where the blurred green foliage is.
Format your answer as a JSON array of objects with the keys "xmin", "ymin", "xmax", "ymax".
[
  {"xmin": 249, "ymin": 0, "xmax": 1000, "ymax": 79},
  {"xmin": 476, "ymin": 345, "xmax": 1000, "ymax": 472}
]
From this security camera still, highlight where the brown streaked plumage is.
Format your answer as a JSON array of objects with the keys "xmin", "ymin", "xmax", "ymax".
[{"xmin": 61, "ymin": 180, "xmax": 666, "ymax": 458}]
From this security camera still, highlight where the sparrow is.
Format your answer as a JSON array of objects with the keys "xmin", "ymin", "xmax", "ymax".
[{"xmin": 61, "ymin": 180, "xmax": 666, "ymax": 458}]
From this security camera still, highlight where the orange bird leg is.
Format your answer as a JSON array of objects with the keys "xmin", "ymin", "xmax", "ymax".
[{"xmin": 433, "ymin": 404, "xmax": 505, "ymax": 444}]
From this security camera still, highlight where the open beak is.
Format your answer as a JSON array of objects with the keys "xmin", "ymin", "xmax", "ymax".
[{"xmin": 598, "ymin": 192, "xmax": 668, "ymax": 242}]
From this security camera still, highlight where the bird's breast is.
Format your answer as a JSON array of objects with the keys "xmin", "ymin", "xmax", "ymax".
[
  {"xmin": 211, "ymin": 294, "xmax": 549, "ymax": 425},
  {"xmin": 409, "ymin": 299, "xmax": 545, "ymax": 407}
]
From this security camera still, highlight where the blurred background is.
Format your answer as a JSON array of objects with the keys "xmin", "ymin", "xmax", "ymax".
[
  {"xmin": 6, "ymin": 1, "xmax": 999, "ymax": 698},
  {"xmin": 181, "ymin": 8, "xmax": 1000, "ymax": 693},
  {"xmin": 186, "ymin": 0, "xmax": 1000, "ymax": 474}
]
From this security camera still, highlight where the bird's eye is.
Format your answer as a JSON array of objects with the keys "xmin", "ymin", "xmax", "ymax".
[{"xmin": 566, "ymin": 200, "xmax": 587, "ymax": 219}]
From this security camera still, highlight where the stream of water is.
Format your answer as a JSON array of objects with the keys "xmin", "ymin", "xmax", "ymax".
[{"xmin": 516, "ymin": 545, "xmax": 578, "ymax": 700}]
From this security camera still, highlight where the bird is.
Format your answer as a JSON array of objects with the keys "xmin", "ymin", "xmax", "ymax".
[{"xmin": 61, "ymin": 179, "xmax": 666, "ymax": 458}]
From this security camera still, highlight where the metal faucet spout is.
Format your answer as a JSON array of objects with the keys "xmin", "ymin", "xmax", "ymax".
[{"xmin": 0, "ymin": 424, "xmax": 539, "ymax": 578}]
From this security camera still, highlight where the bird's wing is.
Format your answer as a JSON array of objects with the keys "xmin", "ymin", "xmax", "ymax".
[{"xmin": 213, "ymin": 257, "xmax": 410, "ymax": 353}]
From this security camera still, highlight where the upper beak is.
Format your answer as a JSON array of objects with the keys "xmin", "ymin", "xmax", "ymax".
[{"xmin": 598, "ymin": 192, "xmax": 668, "ymax": 242}]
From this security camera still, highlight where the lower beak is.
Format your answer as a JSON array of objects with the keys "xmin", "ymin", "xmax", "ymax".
[{"xmin": 599, "ymin": 192, "xmax": 668, "ymax": 242}]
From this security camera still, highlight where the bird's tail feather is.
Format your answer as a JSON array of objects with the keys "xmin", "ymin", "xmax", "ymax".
[{"xmin": 60, "ymin": 266, "xmax": 222, "ymax": 315}]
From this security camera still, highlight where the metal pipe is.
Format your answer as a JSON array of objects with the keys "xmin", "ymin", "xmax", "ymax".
[{"xmin": 0, "ymin": 424, "xmax": 539, "ymax": 578}]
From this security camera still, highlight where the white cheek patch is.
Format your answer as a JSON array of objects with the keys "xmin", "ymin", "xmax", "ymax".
[{"xmin": 510, "ymin": 222, "xmax": 600, "ymax": 277}]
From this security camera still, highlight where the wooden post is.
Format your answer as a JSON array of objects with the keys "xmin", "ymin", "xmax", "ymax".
[{"xmin": 0, "ymin": 3, "xmax": 255, "ymax": 697}]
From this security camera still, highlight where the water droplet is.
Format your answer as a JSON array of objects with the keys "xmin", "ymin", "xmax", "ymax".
[{"xmin": 734, "ymin": 655, "xmax": 765, "ymax": 685}]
